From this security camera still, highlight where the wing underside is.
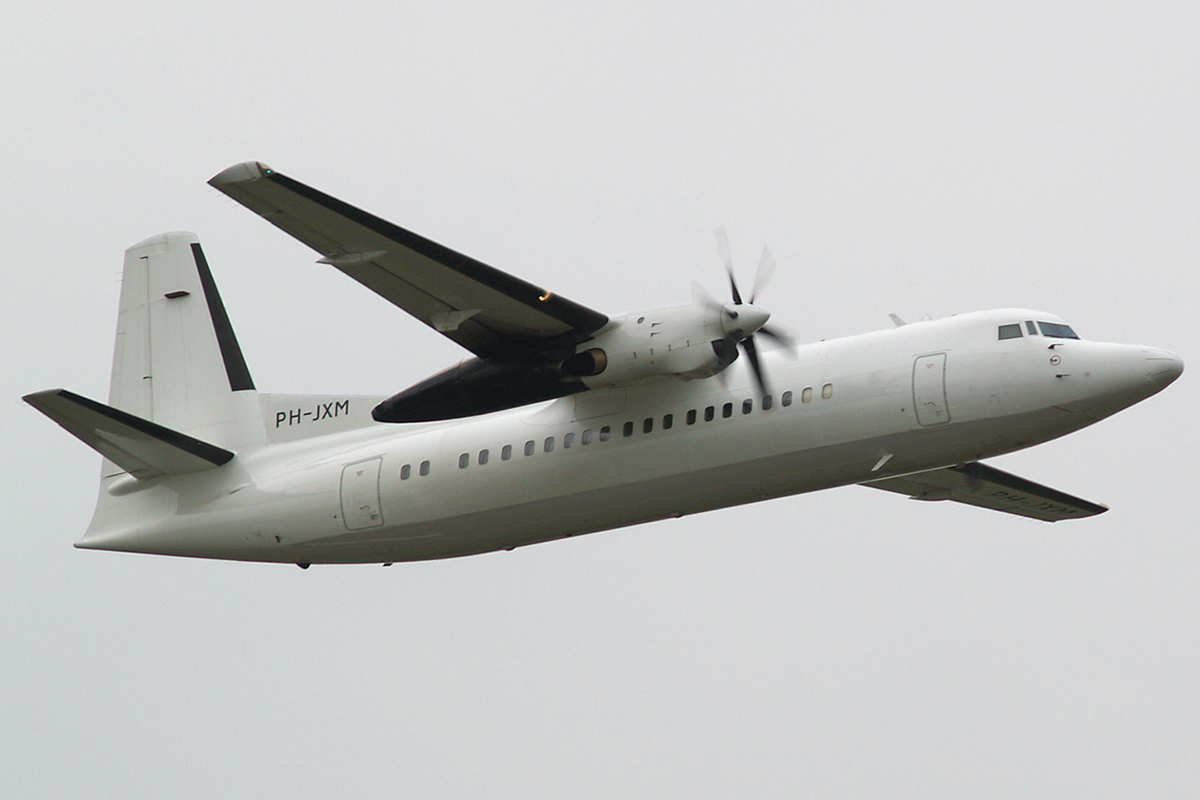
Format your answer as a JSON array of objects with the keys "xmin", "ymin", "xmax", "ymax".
[
  {"xmin": 208, "ymin": 162, "xmax": 608, "ymax": 359},
  {"xmin": 863, "ymin": 461, "xmax": 1108, "ymax": 522}
]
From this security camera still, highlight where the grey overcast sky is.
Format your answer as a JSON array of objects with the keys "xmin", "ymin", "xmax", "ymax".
[{"xmin": 4, "ymin": 2, "xmax": 1197, "ymax": 797}]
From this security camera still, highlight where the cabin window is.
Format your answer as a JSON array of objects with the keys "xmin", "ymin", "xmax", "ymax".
[
  {"xmin": 459, "ymin": 453, "xmax": 469, "ymax": 469},
  {"xmin": 781, "ymin": 391, "xmax": 793, "ymax": 407},
  {"xmin": 722, "ymin": 402, "xmax": 733, "ymax": 418},
  {"xmin": 801, "ymin": 387, "xmax": 813, "ymax": 403},
  {"xmin": 1025, "ymin": 320, "xmax": 1038, "ymax": 335},
  {"xmin": 1038, "ymin": 321, "xmax": 1079, "ymax": 339},
  {"xmin": 479, "ymin": 449, "xmax": 489, "ymax": 465},
  {"xmin": 998, "ymin": 323, "xmax": 1023, "ymax": 340},
  {"xmin": 762, "ymin": 395, "xmax": 773, "ymax": 411},
  {"xmin": 582, "ymin": 429, "xmax": 593, "ymax": 445},
  {"xmin": 419, "ymin": 460, "xmax": 430, "ymax": 477},
  {"xmin": 524, "ymin": 440, "xmax": 535, "ymax": 456},
  {"xmin": 742, "ymin": 399, "xmax": 753, "ymax": 415},
  {"xmin": 663, "ymin": 413, "xmax": 673, "ymax": 430},
  {"xmin": 544, "ymin": 437, "xmax": 555, "ymax": 453},
  {"xmin": 687, "ymin": 409, "xmax": 697, "ymax": 425},
  {"xmin": 643, "ymin": 417, "xmax": 653, "ymax": 434},
  {"xmin": 600, "ymin": 426, "xmax": 611, "ymax": 442},
  {"xmin": 623, "ymin": 421, "xmax": 634, "ymax": 437},
  {"xmin": 563, "ymin": 432, "xmax": 575, "ymax": 449},
  {"xmin": 822, "ymin": 383, "xmax": 833, "ymax": 400},
  {"xmin": 704, "ymin": 406, "xmax": 715, "ymax": 422},
  {"xmin": 501, "ymin": 444, "xmax": 513, "ymax": 461},
  {"xmin": 400, "ymin": 464, "xmax": 411, "ymax": 480}
]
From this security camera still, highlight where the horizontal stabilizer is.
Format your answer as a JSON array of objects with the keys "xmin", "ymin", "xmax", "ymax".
[
  {"xmin": 24, "ymin": 389, "xmax": 234, "ymax": 480},
  {"xmin": 863, "ymin": 461, "xmax": 1108, "ymax": 522}
]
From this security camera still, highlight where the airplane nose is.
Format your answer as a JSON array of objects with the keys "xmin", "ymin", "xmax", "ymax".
[{"xmin": 1145, "ymin": 348, "xmax": 1184, "ymax": 386}]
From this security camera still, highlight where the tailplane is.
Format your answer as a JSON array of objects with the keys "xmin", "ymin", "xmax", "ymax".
[
  {"xmin": 24, "ymin": 231, "xmax": 388, "ymax": 553},
  {"xmin": 23, "ymin": 388, "xmax": 234, "ymax": 479},
  {"xmin": 107, "ymin": 232, "xmax": 259, "ymax": 452},
  {"xmin": 30, "ymin": 232, "xmax": 387, "ymax": 470},
  {"xmin": 26, "ymin": 232, "xmax": 266, "ymax": 484}
]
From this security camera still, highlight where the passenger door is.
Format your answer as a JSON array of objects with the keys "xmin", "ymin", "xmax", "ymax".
[
  {"xmin": 340, "ymin": 457, "xmax": 384, "ymax": 530},
  {"xmin": 913, "ymin": 353, "xmax": 950, "ymax": 426}
]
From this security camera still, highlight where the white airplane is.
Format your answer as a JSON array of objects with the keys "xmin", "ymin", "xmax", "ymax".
[{"xmin": 25, "ymin": 162, "xmax": 1184, "ymax": 567}]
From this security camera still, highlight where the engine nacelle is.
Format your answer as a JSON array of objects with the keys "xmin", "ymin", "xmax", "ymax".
[
  {"xmin": 375, "ymin": 298, "xmax": 772, "ymax": 422},
  {"xmin": 565, "ymin": 303, "xmax": 737, "ymax": 388}
]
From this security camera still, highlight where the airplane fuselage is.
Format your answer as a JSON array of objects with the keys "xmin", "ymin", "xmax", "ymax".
[{"xmin": 77, "ymin": 308, "xmax": 1181, "ymax": 564}]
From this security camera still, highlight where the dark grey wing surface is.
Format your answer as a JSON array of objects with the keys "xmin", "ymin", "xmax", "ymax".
[{"xmin": 209, "ymin": 162, "xmax": 608, "ymax": 359}]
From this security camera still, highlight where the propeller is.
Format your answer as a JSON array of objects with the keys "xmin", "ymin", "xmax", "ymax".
[{"xmin": 705, "ymin": 228, "xmax": 796, "ymax": 395}]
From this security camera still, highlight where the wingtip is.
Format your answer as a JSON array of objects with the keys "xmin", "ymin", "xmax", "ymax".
[
  {"xmin": 22, "ymin": 388, "xmax": 63, "ymax": 407},
  {"xmin": 208, "ymin": 161, "xmax": 274, "ymax": 188}
]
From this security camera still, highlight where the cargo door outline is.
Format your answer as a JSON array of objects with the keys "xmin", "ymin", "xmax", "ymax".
[
  {"xmin": 913, "ymin": 353, "xmax": 950, "ymax": 426},
  {"xmin": 340, "ymin": 457, "xmax": 384, "ymax": 530}
]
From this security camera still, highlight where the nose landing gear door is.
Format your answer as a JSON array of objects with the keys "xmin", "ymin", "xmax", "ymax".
[{"xmin": 913, "ymin": 353, "xmax": 950, "ymax": 426}]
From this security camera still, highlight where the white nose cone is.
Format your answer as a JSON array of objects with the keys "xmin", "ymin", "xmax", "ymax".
[
  {"xmin": 721, "ymin": 303, "xmax": 770, "ymax": 339},
  {"xmin": 1145, "ymin": 348, "xmax": 1184, "ymax": 387}
]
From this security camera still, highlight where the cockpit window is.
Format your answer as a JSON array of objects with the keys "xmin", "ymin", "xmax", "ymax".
[
  {"xmin": 1038, "ymin": 322, "xmax": 1079, "ymax": 339},
  {"xmin": 998, "ymin": 323, "xmax": 1023, "ymax": 340},
  {"xmin": 1025, "ymin": 321, "xmax": 1038, "ymax": 335}
]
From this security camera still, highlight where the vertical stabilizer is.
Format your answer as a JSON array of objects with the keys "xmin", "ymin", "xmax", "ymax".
[{"xmin": 109, "ymin": 233, "xmax": 261, "ymax": 454}]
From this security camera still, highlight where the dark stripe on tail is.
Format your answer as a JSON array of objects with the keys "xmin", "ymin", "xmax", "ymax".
[{"xmin": 191, "ymin": 242, "xmax": 255, "ymax": 391}]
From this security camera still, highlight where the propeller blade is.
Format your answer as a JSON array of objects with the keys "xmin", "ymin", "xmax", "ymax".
[
  {"xmin": 692, "ymin": 280, "xmax": 722, "ymax": 312},
  {"xmin": 757, "ymin": 324, "xmax": 796, "ymax": 351},
  {"xmin": 714, "ymin": 227, "xmax": 743, "ymax": 304},
  {"xmin": 713, "ymin": 364, "xmax": 730, "ymax": 390},
  {"xmin": 750, "ymin": 247, "xmax": 776, "ymax": 304},
  {"xmin": 714, "ymin": 227, "xmax": 733, "ymax": 273},
  {"xmin": 741, "ymin": 335, "xmax": 768, "ymax": 395},
  {"xmin": 707, "ymin": 229, "xmax": 792, "ymax": 389}
]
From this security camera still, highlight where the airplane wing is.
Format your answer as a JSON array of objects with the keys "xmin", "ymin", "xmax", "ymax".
[
  {"xmin": 208, "ymin": 162, "xmax": 609, "ymax": 359},
  {"xmin": 861, "ymin": 461, "xmax": 1108, "ymax": 522}
]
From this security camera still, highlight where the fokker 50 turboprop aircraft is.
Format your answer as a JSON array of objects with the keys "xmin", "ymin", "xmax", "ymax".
[{"xmin": 26, "ymin": 162, "xmax": 1183, "ymax": 566}]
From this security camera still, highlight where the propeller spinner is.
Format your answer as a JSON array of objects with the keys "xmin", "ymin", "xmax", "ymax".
[{"xmin": 707, "ymin": 228, "xmax": 794, "ymax": 395}]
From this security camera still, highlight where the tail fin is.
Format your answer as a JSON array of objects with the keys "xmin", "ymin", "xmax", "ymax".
[{"xmin": 107, "ymin": 232, "xmax": 262, "ymax": 452}]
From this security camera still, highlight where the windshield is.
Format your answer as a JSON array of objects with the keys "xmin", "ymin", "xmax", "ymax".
[{"xmin": 1038, "ymin": 321, "xmax": 1079, "ymax": 339}]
